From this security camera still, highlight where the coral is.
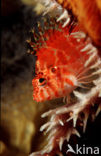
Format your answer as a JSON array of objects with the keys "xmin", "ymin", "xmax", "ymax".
[
  {"xmin": 37, "ymin": 86, "xmax": 101, "ymax": 155},
  {"xmin": 1, "ymin": 105, "xmax": 35, "ymax": 153}
]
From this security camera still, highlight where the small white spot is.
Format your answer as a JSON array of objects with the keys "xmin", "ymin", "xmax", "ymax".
[
  {"xmin": 59, "ymin": 120, "xmax": 64, "ymax": 126},
  {"xmin": 71, "ymin": 31, "xmax": 86, "ymax": 39},
  {"xmin": 43, "ymin": 89, "xmax": 49, "ymax": 98},
  {"xmin": 62, "ymin": 17, "xmax": 70, "ymax": 27},
  {"xmin": 77, "ymin": 39, "xmax": 80, "ymax": 42},
  {"xmin": 84, "ymin": 52, "xmax": 97, "ymax": 67},
  {"xmin": 57, "ymin": 9, "xmax": 69, "ymax": 22}
]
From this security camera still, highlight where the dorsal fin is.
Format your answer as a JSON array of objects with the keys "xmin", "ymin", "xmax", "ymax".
[{"xmin": 26, "ymin": 16, "xmax": 76, "ymax": 55}]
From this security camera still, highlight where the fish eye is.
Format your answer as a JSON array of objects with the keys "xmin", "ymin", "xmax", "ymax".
[
  {"xmin": 51, "ymin": 67, "xmax": 57, "ymax": 73},
  {"xmin": 39, "ymin": 78, "xmax": 46, "ymax": 86},
  {"xmin": 39, "ymin": 78, "xmax": 45, "ymax": 83}
]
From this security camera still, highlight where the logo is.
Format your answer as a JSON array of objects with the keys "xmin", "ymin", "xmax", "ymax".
[{"xmin": 66, "ymin": 144, "xmax": 100, "ymax": 155}]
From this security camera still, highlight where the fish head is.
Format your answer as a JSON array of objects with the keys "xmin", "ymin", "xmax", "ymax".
[{"xmin": 32, "ymin": 54, "xmax": 77, "ymax": 102}]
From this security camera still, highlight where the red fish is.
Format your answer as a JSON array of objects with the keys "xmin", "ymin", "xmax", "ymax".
[{"xmin": 30, "ymin": 20, "xmax": 99, "ymax": 102}]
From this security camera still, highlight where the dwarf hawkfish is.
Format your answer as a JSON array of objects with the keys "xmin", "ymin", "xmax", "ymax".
[{"xmin": 27, "ymin": 18, "xmax": 100, "ymax": 102}]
